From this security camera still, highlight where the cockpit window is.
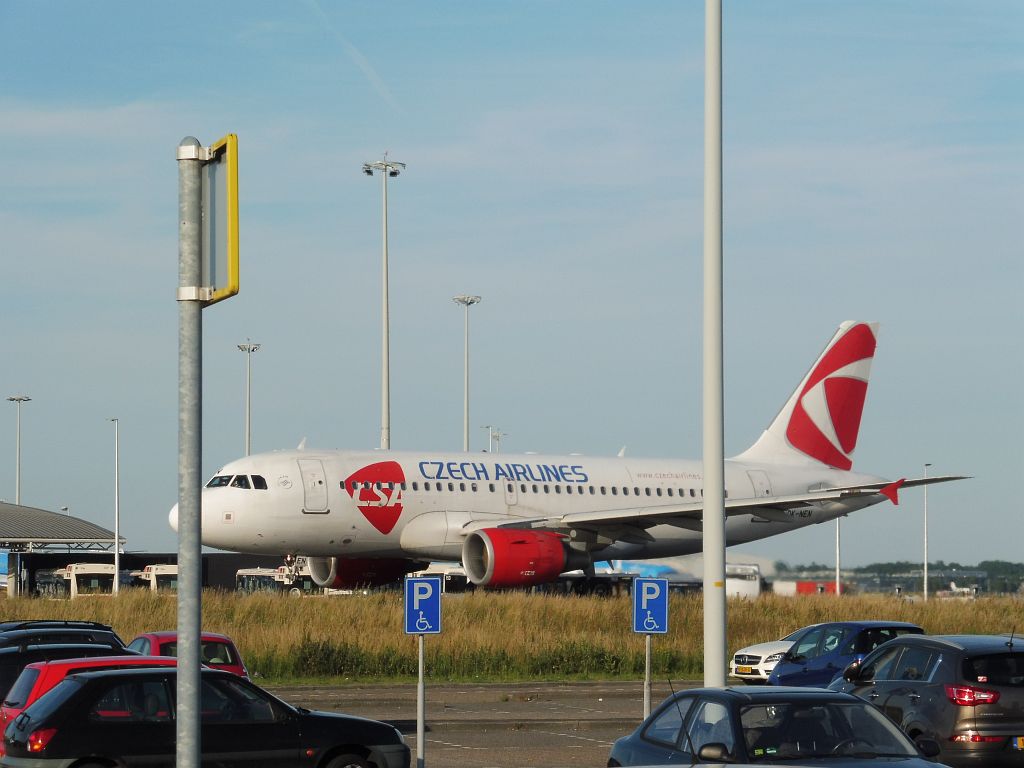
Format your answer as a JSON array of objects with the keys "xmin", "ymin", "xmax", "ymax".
[
  {"xmin": 252, "ymin": 475, "xmax": 268, "ymax": 490},
  {"xmin": 231, "ymin": 475, "xmax": 251, "ymax": 489},
  {"xmin": 207, "ymin": 476, "xmax": 233, "ymax": 488}
]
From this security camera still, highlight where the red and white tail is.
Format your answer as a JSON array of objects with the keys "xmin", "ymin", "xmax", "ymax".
[{"xmin": 735, "ymin": 322, "xmax": 879, "ymax": 470}]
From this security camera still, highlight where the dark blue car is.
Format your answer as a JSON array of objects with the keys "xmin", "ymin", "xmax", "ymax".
[{"xmin": 767, "ymin": 620, "xmax": 923, "ymax": 688}]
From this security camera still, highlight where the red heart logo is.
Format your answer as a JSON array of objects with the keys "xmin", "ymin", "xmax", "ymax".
[{"xmin": 344, "ymin": 461, "xmax": 405, "ymax": 535}]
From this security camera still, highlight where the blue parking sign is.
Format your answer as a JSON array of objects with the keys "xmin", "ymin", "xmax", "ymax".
[
  {"xmin": 632, "ymin": 578, "xmax": 668, "ymax": 634},
  {"xmin": 404, "ymin": 576, "xmax": 442, "ymax": 635}
]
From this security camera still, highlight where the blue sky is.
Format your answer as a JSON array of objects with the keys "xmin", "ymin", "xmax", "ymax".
[{"xmin": 1, "ymin": 1, "xmax": 1021, "ymax": 568}]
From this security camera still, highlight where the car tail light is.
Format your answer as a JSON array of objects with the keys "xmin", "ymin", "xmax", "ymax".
[
  {"xmin": 27, "ymin": 728, "xmax": 57, "ymax": 753},
  {"xmin": 944, "ymin": 683, "xmax": 1001, "ymax": 705},
  {"xmin": 951, "ymin": 731, "xmax": 1005, "ymax": 743}
]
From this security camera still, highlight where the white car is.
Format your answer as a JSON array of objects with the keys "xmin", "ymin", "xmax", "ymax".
[{"xmin": 728, "ymin": 628, "xmax": 804, "ymax": 684}]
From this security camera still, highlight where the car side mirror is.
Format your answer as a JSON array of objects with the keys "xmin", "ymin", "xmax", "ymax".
[
  {"xmin": 915, "ymin": 738, "xmax": 941, "ymax": 758},
  {"xmin": 842, "ymin": 659, "xmax": 864, "ymax": 682},
  {"xmin": 697, "ymin": 743, "xmax": 731, "ymax": 761}
]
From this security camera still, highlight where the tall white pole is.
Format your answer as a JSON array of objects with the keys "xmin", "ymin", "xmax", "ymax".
[
  {"xmin": 923, "ymin": 462, "xmax": 931, "ymax": 600},
  {"xmin": 363, "ymin": 156, "xmax": 405, "ymax": 451},
  {"xmin": 7, "ymin": 396, "xmax": 30, "ymax": 505},
  {"xmin": 111, "ymin": 418, "xmax": 120, "ymax": 595},
  {"xmin": 835, "ymin": 519, "xmax": 841, "ymax": 595},
  {"xmin": 381, "ymin": 167, "xmax": 390, "ymax": 450},
  {"xmin": 238, "ymin": 341, "xmax": 260, "ymax": 456},
  {"xmin": 453, "ymin": 296, "xmax": 481, "ymax": 451},
  {"xmin": 702, "ymin": 0, "xmax": 727, "ymax": 688}
]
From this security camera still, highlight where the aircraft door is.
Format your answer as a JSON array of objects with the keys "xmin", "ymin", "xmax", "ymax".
[
  {"xmin": 747, "ymin": 470, "xmax": 772, "ymax": 497},
  {"xmin": 503, "ymin": 481, "xmax": 518, "ymax": 507},
  {"xmin": 298, "ymin": 459, "xmax": 329, "ymax": 514}
]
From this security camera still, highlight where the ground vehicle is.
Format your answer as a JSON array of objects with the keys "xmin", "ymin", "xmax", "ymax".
[
  {"xmin": 726, "ymin": 563, "xmax": 762, "ymax": 598},
  {"xmin": 767, "ymin": 621, "xmax": 924, "ymax": 687},
  {"xmin": 127, "ymin": 631, "xmax": 248, "ymax": 678},
  {"xmin": 2, "ymin": 667, "xmax": 410, "ymax": 768},
  {"xmin": 235, "ymin": 563, "xmax": 319, "ymax": 595},
  {"xmin": 730, "ymin": 628, "xmax": 805, "ymax": 684},
  {"xmin": 607, "ymin": 686, "xmax": 945, "ymax": 765},
  {"xmin": 829, "ymin": 634, "xmax": 1024, "ymax": 767},
  {"xmin": 61, "ymin": 563, "xmax": 115, "ymax": 597},
  {"xmin": 0, "ymin": 622, "xmax": 126, "ymax": 652},
  {"xmin": 135, "ymin": 564, "xmax": 178, "ymax": 592},
  {"xmin": 1, "ymin": 655, "xmax": 176, "ymax": 735}
]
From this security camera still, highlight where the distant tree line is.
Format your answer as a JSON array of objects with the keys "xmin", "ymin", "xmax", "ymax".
[{"xmin": 773, "ymin": 559, "xmax": 1024, "ymax": 594}]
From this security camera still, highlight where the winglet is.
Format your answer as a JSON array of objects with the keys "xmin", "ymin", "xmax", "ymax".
[{"xmin": 880, "ymin": 478, "xmax": 906, "ymax": 505}]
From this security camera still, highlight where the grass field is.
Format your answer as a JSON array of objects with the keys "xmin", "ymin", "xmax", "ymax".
[{"xmin": 2, "ymin": 590, "xmax": 1018, "ymax": 683}]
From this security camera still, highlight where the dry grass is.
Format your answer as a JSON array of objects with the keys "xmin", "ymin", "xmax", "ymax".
[{"xmin": 2, "ymin": 590, "xmax": 1018, "ymax": 682}]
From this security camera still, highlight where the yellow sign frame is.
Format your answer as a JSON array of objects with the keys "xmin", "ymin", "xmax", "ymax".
[{"xmin": 204, "ymin": 133, "xmax": 239, "ymax": 306}]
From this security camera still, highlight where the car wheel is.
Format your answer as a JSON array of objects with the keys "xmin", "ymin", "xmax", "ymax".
[{"xmin": 324, "ymin": 754, "xmax": 369, "ymax": 768}]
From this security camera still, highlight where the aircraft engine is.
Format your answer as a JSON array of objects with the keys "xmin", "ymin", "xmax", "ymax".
[
  {"xmin": 462, "ymin": 528, "xmax": 588, "ymax": 588},
  {"xmin": 306, "ymin": 556, "xmax": 423, "ymax": 589}
]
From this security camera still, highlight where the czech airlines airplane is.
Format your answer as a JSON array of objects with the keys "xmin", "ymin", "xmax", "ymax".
[{"xmin": 171, "ymin": 322, "xmax": 962, "ymax": 590}]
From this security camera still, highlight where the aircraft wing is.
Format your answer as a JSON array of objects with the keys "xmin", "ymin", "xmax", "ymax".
[{"xmin": 482, "ymin": 474, "xmax": 967, "ymax": 534}]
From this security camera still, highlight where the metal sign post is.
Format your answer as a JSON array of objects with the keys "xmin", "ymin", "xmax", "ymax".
[
  {"xmin": 176, "ymin": 134, "xmax": 239, "ymax": 768},
  {"xmin": 633, "ymin": 577, "xmax": 669, "ymax": 718},
  {"xmin": 405, "ymin": 576, "xmax": 442, "ymax": 768}
]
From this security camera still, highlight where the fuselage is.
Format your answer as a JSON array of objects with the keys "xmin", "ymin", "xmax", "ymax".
[{"xmin": 176, "ymin": 448, "xmax": 886, "ymax": 563}]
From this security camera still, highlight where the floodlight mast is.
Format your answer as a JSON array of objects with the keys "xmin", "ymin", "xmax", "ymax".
[
  {"xmin": 237, "ymin": 341, "xmax": 261, "ymax": 456},
  {"xmin": 362, "ymin": 155, "xmax": 405, "ymax": 450},
  {"xmin": 453, "ymin": 295, "xmax": 482, "ymax": 451}
]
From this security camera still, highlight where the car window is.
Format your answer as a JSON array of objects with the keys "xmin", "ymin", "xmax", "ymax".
[
  {"xmin": 893, "ymin": 646, "xmax": 938, "ymax": 681},
  {"xmin": 963, "ymin": 653, "xmax": 1024, "ymax": 686},
  {"xmin": 89, "ymin": 679, "xmax": 172, "ymax": 723},
  {"xmin": 3, "ymin": 668, "xmax": 40, "ymax": 707},
  {"xmin": 128, "ymin": 638, "xmax": 150, "ymax": 655},
  {"xmin": 791, "ymin": 627, "xmax": 825, "ymax": 660},
  {"xmin": 200, "ymin": 677, "xmax": 280, "ymax": 723},
  {"xmin": 860, "ymin": 645, "xmax": 903, "ymax": 682},
  {"xmin": 820, "ymin": 627, "xmax": 847, "ymax": 655},
  {"xmin": 686, "ymin": 700, "xmax": 735, "ymax": 755},
  {"xmin": 201, "ymin": 642, "xmax": 235, "ymax": 665},
  {"xmin": 642, "ymin": 697, "xmax": 693, "ymax": 747}
]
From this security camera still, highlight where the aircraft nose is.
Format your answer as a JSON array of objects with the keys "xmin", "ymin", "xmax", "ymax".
[{"xmin": 168, "ymin": 503, "xmax": 179, "ymax": 532}]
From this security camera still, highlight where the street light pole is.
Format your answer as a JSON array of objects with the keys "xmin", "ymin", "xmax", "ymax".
[
  {"xmin": 453, "ymin": 295, "xmax": 481, "ymax": 451},
  {"xmin": 110, "ymin": 418, "xmax": 120, "ymax": 595},
  {"xmin": 923, "ymin": 462, "xmax": 931, "ymax": 601},
  {"xmin": 7, "ymin": 395, "xmax": 31, "ymax": 505},
  {"xmin": 362, "ymin": 154, "xmax": 405, "ymax": 451},
  {"xmin": 237, "ymin": 341, "xmax": 261, "ymax": 456}
]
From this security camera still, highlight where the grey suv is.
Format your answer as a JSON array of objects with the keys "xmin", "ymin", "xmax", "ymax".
[{"xmin": 830, "ymin": 634, "xmax": 1024, "ymax": 767}]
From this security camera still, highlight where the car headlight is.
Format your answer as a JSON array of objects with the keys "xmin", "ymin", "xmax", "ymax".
[{"xmin": 764, "ymin": 653, "xmax": 785, "ymax": 664}]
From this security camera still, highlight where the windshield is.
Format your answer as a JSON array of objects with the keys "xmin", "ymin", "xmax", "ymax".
[{"xmin": 740, "ymin": 701, "xmax": 917, "ymax": 761}]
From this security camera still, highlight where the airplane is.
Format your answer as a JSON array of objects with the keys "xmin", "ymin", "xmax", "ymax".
[{"xmin": 170, "ymin": 321, "xmax": 964, "ymax": 590}]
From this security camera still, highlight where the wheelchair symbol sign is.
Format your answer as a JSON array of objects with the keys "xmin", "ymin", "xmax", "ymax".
[
  {"xmin": 632, "ymin": 578, "xmax": 668, "ymax": 634},
  {"xmin": 404, "ymin": 576, "xmax": 442, "ymax": 635}
]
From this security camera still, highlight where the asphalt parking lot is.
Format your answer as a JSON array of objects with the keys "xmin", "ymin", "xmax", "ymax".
[{"xmin": 267, "ymin": 679, "xmax": 700, "ymax": 767}]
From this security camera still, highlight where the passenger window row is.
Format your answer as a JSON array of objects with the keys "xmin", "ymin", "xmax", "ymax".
[{"xmin": 344, "ymin": 479, "xmax": 713, "ymax": 499}]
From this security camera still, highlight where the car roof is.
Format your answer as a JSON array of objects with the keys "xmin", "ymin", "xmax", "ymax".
[
  {"xmin": 26, "ymin": 655, "xmax": 178, "ymax": 671},
  {"xmin": 674, "ymin": 686, "xmax": 860, "ymax": 704},
  {"xmin": 881, "ymin": 634, "xmax": 1021, "ymax": 653},
  {"xmin": 0, "ymin": 643, "xmax": 125, "ymax": 658},
  {"xmin": 138, "ymin": 630, "xmax": 233, "ymax": 643},
  {"xmin": 0, "ymin": 621, "xmax": 114, "ymax": 633},
  {"xmin": 819, "ymin": 620, "xmax": 923, "ymax": 630},
  {"xmin": 68, "ymin": 666, "xmax": 236, "ymax": 682}
]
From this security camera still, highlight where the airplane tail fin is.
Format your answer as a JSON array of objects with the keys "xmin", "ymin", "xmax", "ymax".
[{"xmin": 735, "ymin": 322, "xmax": 879, "ymax": 470}]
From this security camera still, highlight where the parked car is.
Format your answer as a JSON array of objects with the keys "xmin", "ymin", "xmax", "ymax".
[
  {"xmin": 127, "ymin": 630, "xmax": 248, "ymax": 678},
  {"xmin": 828, "ymin": 634, "xmax": 1024, "ymax": 767},
  {"xmin": 0, "ymin": 621, "xmax": 126, "ymax": 651},
  {"xmin": 767, "ymin": 620, "xmax": 924, "ymax": 687},
  {"xmin": 2, "ymin": 667, "xmax": 410, "ymax": 768},
  {"xmin": 608, "ymin": 685, "xmax": 946, "ymax": 766},
  {"xmin": 730, "ymin": 628, "xmax": 805, "ymax": 684},
  {"xmin": 1, "ymin": 654, "xmax": 178, "ymax": 729}
]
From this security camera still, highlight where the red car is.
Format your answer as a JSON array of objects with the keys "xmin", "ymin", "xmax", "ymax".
[
  {"xmin": 127, "ymin": 631, "xmax": 248, "ymax": 678},
  {"xmin": 0, "ymin": 655, "xmax": 178, "ymax": 755}
]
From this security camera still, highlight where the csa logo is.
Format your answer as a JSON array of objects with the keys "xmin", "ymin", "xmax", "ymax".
[
  {"xmin": 785, "ymin": 323, "xmax": 876, "ymax": 471},
  {"xmin": 344, "ymin": 461, "xmax": 405, "ymax": 535}
]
